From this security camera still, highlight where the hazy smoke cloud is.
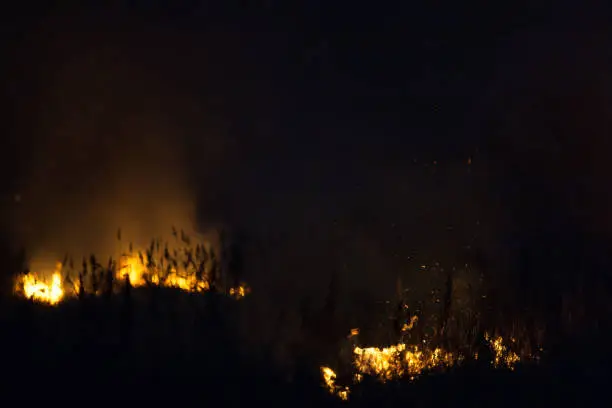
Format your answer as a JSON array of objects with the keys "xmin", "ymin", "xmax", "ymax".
[{"xmin": 9, "ymin": 20, "xmax": 227, "ymax": 270}]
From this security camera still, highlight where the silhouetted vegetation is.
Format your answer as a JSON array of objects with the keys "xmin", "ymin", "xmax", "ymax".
[{"xmin": 0, "ymin": 230, "xmax": 609, "ymax": 406}]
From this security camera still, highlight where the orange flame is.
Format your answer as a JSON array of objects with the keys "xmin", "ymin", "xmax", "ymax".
[{"xmin": 16, "ymin": 262, "xmax": 64, "ymax": 305}]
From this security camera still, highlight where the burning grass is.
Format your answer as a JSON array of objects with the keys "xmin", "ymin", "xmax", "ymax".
[
  {"xmin": 321, "ymin": 332, "xmax": 529, "ymax": 400},
  {"xmin": 17, "ymin": 262, "xmax": 64, "ymax": 305},
  {"xmin": 320, "ymin": 330, "xmax": 537, "ymax": 400},
  {"xmin": 13, "ymin": 229, "xmax": 250, "ymax": 304},
  {"xmin": 9, "ymin": 229, "xmax": 546, "ymax": 403}
]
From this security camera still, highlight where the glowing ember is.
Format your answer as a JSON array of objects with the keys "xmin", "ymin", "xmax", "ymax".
[
  {"xmin": 402, "ymin": 315, "xmax": 419, "ymax": 332},
  {"xmin": 16, "ymin": 262, "xmax": 64, "ymax": 305},
  {"xmin": 229, "ymin": 285, "xmax": 250, "ymax": 299},
  {"xmin": 485, "ymin": 333, "xmax": 520, "ymax": 369}
]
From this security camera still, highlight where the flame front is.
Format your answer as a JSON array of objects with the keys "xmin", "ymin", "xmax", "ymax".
[
  {"xmin": 14, "ymin": 250, "xmax": 250, "ymax": 305},
  {"xmin": 353, "ymin": 342, "xmax": 458, "ymax": 382},
  {"xmin": 353, "ymin": 343, "xmax": 408, "ymax": 381},
  {"xmin": 321, "ymin": 330, "xmax": 531, "ymax": 400}
]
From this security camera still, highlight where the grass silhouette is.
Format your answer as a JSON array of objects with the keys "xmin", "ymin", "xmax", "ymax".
[{"xmin": 0, "ymin": 230, "xmax": 607, "ymax": 406}]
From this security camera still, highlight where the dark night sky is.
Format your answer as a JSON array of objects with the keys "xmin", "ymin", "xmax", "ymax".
[{"xmin": 2, "ymin": 2, "xmax": 612, "ymax": 309}]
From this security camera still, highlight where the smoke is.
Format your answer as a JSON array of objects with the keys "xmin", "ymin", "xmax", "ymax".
[
  {"xmin": 9, "ymin": 18, "xmax": 227, "ymax": 273},
  {"xmin": 2, "ymin": 10, "xmax": 532, "ymax": 312}
]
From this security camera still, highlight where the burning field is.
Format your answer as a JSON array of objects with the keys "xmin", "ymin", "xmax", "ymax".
[
  {"xmin": 9, "ymin": 231, "xmax": 543, "ymax": 403},
  {"xmin": 320, "ymin": 332, "xmax": 528, "ymax": 401},
  {"xmin": 13, "ymin": 229, "xmax": 250, "ymax": 305}
]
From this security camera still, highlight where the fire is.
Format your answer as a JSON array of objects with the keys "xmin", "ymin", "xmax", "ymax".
[
  {"xmin": 403, "ymin": 346, "xmax": 457, "ymax": 375},
  {"xmin": 117, "ymin": 254, "xmax": 249, "ymax": 296},
  {"xmin": 16, "ymin": 262, "xmax": 64, "ymax": 305},
  {"xmin": 485, "ymin": 333, "xmax": 520, "ymax": 369},
  {"xmin": 353, "ymin": 343, "xmax": 408, "ymax": 381},
  {"xmin": 117, "ymin": 254, "xmax": 147, "ymax": 286},
  {"xmin": 117, "ymin": 254, "xmax": 210, "ymax": 292},
  {"xmin": 402, "ymin": 315, "xmax": 419, "ymax": 332},
  {"xmin": 14, "ymin": 249, "xmax": 250, "ymax": 305},
  {"xmin": 353, "ymin": 342, "xmax": 458, "ymax": 382},
  {"xmin": 322, "ymin": 330, "xmax": 529, "ymax": 400},
  {"xmin": 320, "ymin": 367, "xmax": 350, "ymax": 401},
  {"xmin": 229, "ymin": 285, "xmax": 250, "ymax": 299}
]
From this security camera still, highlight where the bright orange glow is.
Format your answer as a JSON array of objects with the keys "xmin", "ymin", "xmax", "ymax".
[
  {"xmin": 14, "ymin": 247, "xmax": 250, "ymax": 305},
  {"xmin": 16, "ymin": 262, "xmax": 64, "ymax": 305},
  {"xmin": 229, "ymin": 284, "xmax": 250, "ymax": 299},
  {"xmin": 485, "ymin": 332, "xmax": 520, "ymax": 369},
  {"xmin": 117, "ymin": 254, "xmax": 210, "ymax": 292},
  {"xmin": 321, "ymin": 329, "xmax": 533, "ymax": 400},
  {"xmin": 321, "ymin": 366, "xmax": 350, "ymax": 401}
]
